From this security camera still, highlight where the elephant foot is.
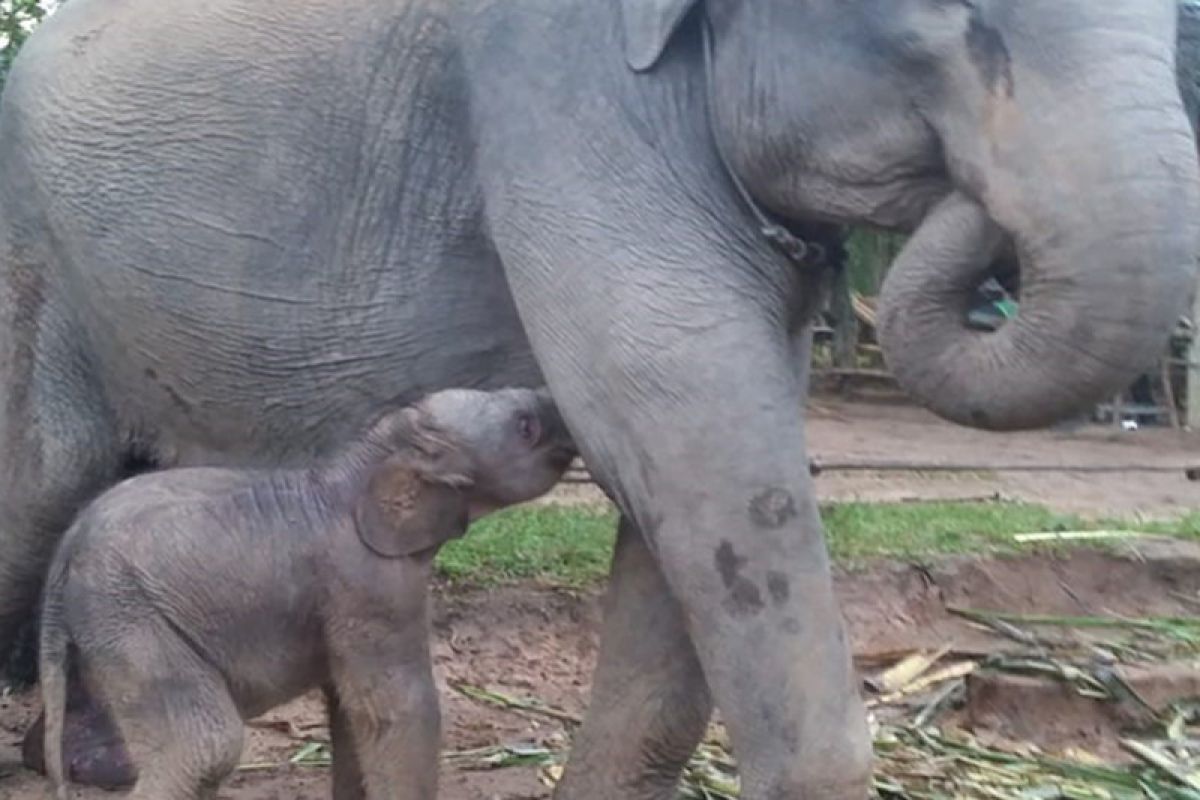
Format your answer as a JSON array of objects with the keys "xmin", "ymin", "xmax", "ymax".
[{"xmin": 22, "ymin": 701, "xmax": 135, "ymax": 789}]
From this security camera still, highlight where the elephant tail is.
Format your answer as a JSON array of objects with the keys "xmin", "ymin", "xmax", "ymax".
[{"xmin": 39, "ymin": 558, "xmax": 71, "ymax": 800}]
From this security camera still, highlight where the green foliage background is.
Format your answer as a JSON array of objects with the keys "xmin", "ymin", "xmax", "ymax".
[{"xmin": 0, "ymin": 0, "xmax": 48, "ymax": 95}]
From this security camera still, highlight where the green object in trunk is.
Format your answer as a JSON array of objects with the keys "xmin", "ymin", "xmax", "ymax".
[{"xmin": 967, "ymin": 297, "xmax": 1019, "ymax": 332}]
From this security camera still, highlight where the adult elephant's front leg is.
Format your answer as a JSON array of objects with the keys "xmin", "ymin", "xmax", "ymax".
[
  {"xmin": 499, "ymin": 241, "xmax": 872, "ymax": 799},
  {"xmin": 554, "ymin": 516, "xmax": 712, "ymax": 799}
]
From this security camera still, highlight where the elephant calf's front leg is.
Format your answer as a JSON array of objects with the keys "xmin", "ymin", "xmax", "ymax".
[{"xmin": 328, "ymin": 634, "xmax": 440, "ymax": 800}]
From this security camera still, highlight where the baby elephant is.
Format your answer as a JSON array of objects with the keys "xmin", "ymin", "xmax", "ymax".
[{"xmin": 40, "ymin": 387, "xmax": 576, "ymax": 800}]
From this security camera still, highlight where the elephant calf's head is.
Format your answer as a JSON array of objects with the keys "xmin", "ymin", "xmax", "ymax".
[{"xmin": 350, "ymin": 388, "xmax": 578, "ymax": 558}]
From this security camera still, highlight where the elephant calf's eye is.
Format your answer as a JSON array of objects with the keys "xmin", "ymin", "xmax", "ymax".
[{"xmin": 515, "ymin": 412, "xmax": 540, "ymax": 446}]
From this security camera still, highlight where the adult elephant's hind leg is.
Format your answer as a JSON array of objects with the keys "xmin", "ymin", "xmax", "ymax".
[
  {"xmin": 0, "ymin": 228, "xmax": 133, "ymax": 784},
  {"xmin": 555, "ymin": 516, "xmax": 712, "ymax": 800},
  {"xmin": 0, "ymin": 355, "xmax": 124, "ymax": 668}
]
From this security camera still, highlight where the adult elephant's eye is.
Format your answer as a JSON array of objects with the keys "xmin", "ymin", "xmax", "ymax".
[{"xmin": 516, "ymin": 412, "xmax": 540, "ymax": 446}]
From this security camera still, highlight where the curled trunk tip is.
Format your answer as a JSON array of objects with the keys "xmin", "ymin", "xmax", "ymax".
[{"xmin": 877, "ymin": 192, "xmax": 1199, "ymax": 431}]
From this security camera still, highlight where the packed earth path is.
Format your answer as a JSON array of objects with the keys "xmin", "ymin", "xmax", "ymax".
[
  {"xmin": 1, "ymin": 399, "xmax": 1197, "ymax": 799},
  {"xmin": 805, "ymin": 400, "xmax": 1199, "ymax": 518},
  {"xmin": 552, "ymin": 399, "xmax": 1200, "ymax": 519}
]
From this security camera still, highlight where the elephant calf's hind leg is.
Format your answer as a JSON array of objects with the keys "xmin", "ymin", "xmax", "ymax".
[{"xmin": 93, "ymin": 628, "xmax": 244, "ymax": 800}]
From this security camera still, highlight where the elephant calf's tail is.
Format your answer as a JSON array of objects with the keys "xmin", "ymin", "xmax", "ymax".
[{"xmin": 39, "ymin": 558, "xmax": 71, "ymax": 800}]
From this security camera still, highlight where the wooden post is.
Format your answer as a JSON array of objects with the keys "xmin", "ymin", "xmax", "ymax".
[
  {"xmin": 1186, "ymin": 135, "xmax": 1200, "ymax": 430},
  {"xmin": 1189, "ymin": 286, "xmax": 1200, "ymax": 429},
  {"xmin": 830, "ymin": 262, "xmax": 858, "ymax": 369}
]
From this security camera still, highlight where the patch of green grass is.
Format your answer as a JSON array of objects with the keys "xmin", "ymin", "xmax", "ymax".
[
  {"xmin": 435, "ymin": 501, "xmax": 1200, "ymax": 587},
  {"xmin": 436, "ymin": 504, "xmax": 618, "ymax": 586},
  {"xmin": 1127, "ymin": 512, "xmax": 1200, "ymax": 538},
  {"xmin": 820, "ymin": 500, "xmax": 1085, "ymax": 562}
]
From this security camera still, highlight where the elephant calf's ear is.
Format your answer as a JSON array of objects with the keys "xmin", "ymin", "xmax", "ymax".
[
  {"xmin": 621, "ymin": 0, "xmax": 701, "ymax": 72},
  {"xmin": 353, "ymin": 466, "xmax": 469, "ymax": 558}
]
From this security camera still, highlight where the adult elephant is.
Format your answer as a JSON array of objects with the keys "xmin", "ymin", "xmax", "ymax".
[{"xmin": 1, "ymin": 0, "xmax": 1197, "ymax": 797}]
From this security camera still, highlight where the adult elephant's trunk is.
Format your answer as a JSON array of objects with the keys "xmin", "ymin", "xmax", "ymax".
[{"xmin": 877, "ymin": 86, "xmax": 1200, "ymax": 431}]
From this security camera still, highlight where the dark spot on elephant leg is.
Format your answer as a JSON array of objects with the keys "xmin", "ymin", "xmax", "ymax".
[
  {"xmin": 714, "ymin": 540, "xmax": 747, "ymax": 589},
  {"xmin": 724, "ymin": 577, "xmax": 764, "ymax": 616},
  {"xmin": 748, "ymin": 488, "xmax": 797, "ymax": 529},
  {"xmin": 759, "ymin": 703, "xmax": 800, "ymax": 751},
  {"xmin": 766, "ymin": 571, "xmax": 790, "ymax": 606},
  {"xmin": 966, "ymin": 12, "xmax": 1014, "ymax": 97},
  {"xmin": 715, "ymin": 542, "xmax": 763, "ymax": 616},
  {"xmin": 970, "ymin": 408, "xmax": 991, "ymax": 428},
  {"xmin": 782, "ymin": 617, "xmax": 803, "ymax": 635}
]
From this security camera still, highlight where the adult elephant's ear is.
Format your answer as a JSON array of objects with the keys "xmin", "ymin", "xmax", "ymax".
[
  {"xmin": 354, "ymin": 465, "xmax": 470, "ymax": 558},
  {"xmin": 622, "ymin": 0, "xmax": 700, "ymax": 72}
]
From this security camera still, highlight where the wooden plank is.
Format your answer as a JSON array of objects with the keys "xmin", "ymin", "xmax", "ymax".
[
  {"xmin": 830, "ymin": 267, "xmax": 858, "ymax": 369},
  {"xmin": 563, "ymin": 459, "xmax": 1200, "ymax": 485},
  {"xmin": 813, "ymin": 368, "xmax": 895, "ymax": 380},
  {"xmin": 1190, "ymin": 291, "xmax": 1200, "ymax": 429},
  {"xmin": 1162, "ymin": 358, "xmax": 1181, "ymax": 429}
]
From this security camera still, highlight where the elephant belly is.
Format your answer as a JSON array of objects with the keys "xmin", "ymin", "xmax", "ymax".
[
  {"xmin": 113, "ymin": 294, "xmax": 539, "ymax": 467},
  {"xmin": 76, "ymin": 250, "xmax": 541, "ymax": 468}
]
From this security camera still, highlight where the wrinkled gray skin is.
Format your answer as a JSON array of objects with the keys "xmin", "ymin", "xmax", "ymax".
[
  {"xmin": 1, "ymin": 0, "xmax": 1198, "ymax": 798},
  {"xmin": 39, "ymin": 387, "xmax": 575, "ymax": 800}
]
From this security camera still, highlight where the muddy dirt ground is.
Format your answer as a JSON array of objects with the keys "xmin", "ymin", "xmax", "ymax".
[{"xmin": 1, "ymin": 399, "xmax": 1197, "ymax": 799}]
